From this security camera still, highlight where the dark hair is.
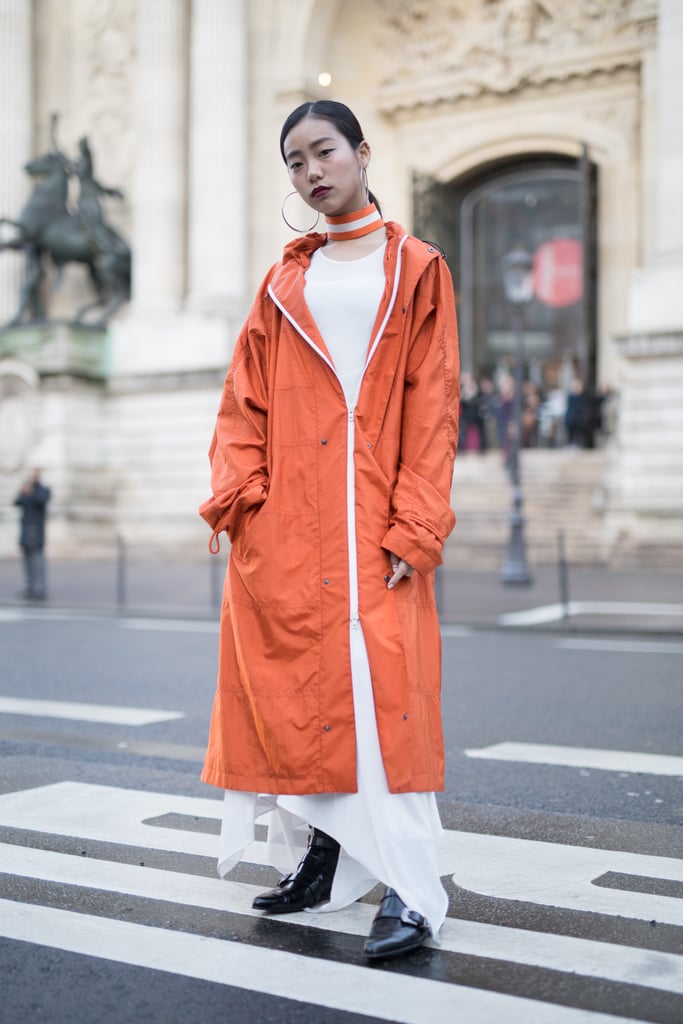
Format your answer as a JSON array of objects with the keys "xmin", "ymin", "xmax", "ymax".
[{"xmin": 279, "ymin": 100, "xmax": 382, "ymax": 216}]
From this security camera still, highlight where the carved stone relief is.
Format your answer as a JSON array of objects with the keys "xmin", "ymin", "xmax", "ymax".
[
  {"xmin": 72, "ymin": 0, "xmax": 135, "ymax": 209},
  {"xmin": 576, "ymin": 96, "xmax": 639, "ymax": 156},
  {"xmin": 374, "ymin": 0, "xmax": 656, "ymax": 106},
  {"xmin": 34, "ymin": 0, "xmax": 135, "ymax": 218}
]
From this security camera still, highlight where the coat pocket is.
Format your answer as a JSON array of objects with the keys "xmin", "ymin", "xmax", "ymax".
[{"xmin": 231, "ymin": 510, "xmax": 320, "ymax": 611}]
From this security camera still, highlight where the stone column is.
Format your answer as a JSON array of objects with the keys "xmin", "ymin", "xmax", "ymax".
[
  {"xmin": 629, "ymin": 0, "xmax": 683, "ymax": 330},
  {"xmin": 186, "ymin": 0, "xmax": 247, "ymax": 316},
  {"xmin": 654, "ymin": 0, "xmax": 683, "ymax": 266},
  {"xmin": 131, "ymin": 0, "xmax": 188, "ymax": 313},
  {"xmin": 0, "ymin": 0, "xmax": 32, "ymax": 325},
  {"xmin": 605, "ymin": 0, "xmax": 683, "ymax": 558}
]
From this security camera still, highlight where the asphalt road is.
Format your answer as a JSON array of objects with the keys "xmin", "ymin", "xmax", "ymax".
[{"xmin": 0, "ymin": 606, "xmax": 682, "ymax": 1023}]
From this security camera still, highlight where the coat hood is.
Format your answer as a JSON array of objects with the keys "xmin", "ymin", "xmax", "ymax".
[
  {"xmin": 279, "ymin": 220, "xmax": 436, "ymax": 269},
  {"xmin": 273, "ymin": 221, "xmax": 443, "ymax": 318}
]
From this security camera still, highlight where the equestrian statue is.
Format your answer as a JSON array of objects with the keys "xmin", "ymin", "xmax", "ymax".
[{"xmin": 0, "ymin": 114, "xmax": 131, "ymax": 329}]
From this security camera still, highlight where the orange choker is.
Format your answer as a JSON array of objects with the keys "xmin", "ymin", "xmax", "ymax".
[{"xmin": 325, "ymin": 203, "xmax": 384, "ymax": 241}]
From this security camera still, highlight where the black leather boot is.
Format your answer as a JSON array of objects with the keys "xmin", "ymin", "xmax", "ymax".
[
  {"xmin": 363, "ymin": 887, "xmax": 430, "ymax": 959},
  {"xmin": 252, "ymin": 828, "xmax": 340, "ymax": 913}
]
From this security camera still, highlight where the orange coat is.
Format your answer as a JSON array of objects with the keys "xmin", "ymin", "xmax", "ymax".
[{"xmin": 200, "ymin": 221, "xmax": 460, "ymax": 795}]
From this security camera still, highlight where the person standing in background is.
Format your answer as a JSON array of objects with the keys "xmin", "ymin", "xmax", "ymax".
[
  {"xmin": 14, "ymin": 468, "xmax": 51, "ymax": 600},
  {"xmin": 565, "ymin": 376, "xmax": 589, "ymax": 447}
]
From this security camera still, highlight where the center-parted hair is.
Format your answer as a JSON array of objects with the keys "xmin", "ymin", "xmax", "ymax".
[{"xmin": 280, "ymin": 100, "xmax": 382, "ymax": 216}]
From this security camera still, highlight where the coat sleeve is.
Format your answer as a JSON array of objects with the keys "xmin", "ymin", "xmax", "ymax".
[
  {"xmin": 32, "ymin": 484, "xmax": 50, "ymax": 507},
  {"xmin": 381, "ymin": 255, "xmax": 460, "ymax": 575},
  {"xmin": 14, "ymin": 485, "xmax": 50, "ymax": 510},
  {"xmin": 198, "ymin": 285, "xmax": 272, "ymax": 552}
]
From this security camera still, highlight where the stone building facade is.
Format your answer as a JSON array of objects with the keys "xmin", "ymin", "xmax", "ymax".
[{"xmin": 0, "ymin": 0, "xmax": 681, "ymax": 564}]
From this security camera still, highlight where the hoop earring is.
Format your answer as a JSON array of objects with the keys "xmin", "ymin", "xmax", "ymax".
[
  {"xmin": 281, "ymin": 191, "xmax": 320, "ymax": 232},
  {"xmin": 361, "ymin": 167, "xmax": 370, "ymax": 205}
]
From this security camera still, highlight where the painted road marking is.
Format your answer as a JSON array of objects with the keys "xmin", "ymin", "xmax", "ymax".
[
  {"xmin": 555, "ymin": 637, "xmax": 683, "ymax": 655},
  {"xmin": 119, "ymin": 618, "xmax": 219, "ymax": 634},
  {"xmin": 0, "ymin": 697, "xmax": 185, "ymax": 726},
  {"xmin": 0, "ymin": 782, "xmax": 220, "ymax": 857},
  {"xmin": 465, "ymin": 742, "xmax": 683, "ymax": 778},
  {"xmin": 0, "ymin": 608, "xmax": 105, "ymax": 623},
  {"xmin": 1, "ymin": 782, "xmax": 682, "ymax": 925},
  {"xmin": 440, "ymin": 624, "xmax": 472, "ymax": 637},
  {"xmin": 0, "ymin": 609, "xmax": 24, "ymax": 623},
  {"xmin": 1, "ymin": 842, "xmax": 681, "ymax": 996},
  {"xmin": 0, "ymin": 899, "xmax": 643, "ymax": 1024},
  {"xmin": 498, "ymin": 600, "xmax": 683, "ymax": 627},
  {"xmin": 0, "ymin": 608, "xmax": 219, "ymax": 631},
  {"xmin": 448, "ymin": 829, "xmax": 683, "ymax": 926}
]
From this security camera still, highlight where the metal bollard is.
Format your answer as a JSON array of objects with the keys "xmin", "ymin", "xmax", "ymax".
[
  {"xmin": 434, "ymin": 564, "xmax": 444, "ymax": 621},
  {"xmin": 557, "ymin": 528, "xmax": 570, "ymax": 620},
  {"xmin": 210, "ymin": 551, "xmax": 222, "ymax": 611},
  {"xmin": 116, "ymin": 533, "xmax": 126, "ymax": 613}
]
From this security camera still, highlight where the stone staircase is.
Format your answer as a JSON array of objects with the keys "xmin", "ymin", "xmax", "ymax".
[{"xmin": 444, "ymin": 448, "xmax": 611, "ymax": 569}]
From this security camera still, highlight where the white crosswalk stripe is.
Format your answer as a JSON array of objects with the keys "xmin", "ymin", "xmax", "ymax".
[
  {"xmin": 2, "ymin": 781, "xmax": 682, "ymax": 924},
  {"xmin": 1, "ymin": 842, "xmax": 682, "ymax": 995},
  {"xmin": 0, "ymin": 779, "xmax": 681, "ymax": 1022},
  {"xmin": 0, "ymin": 695, "xmax": 185, "ymax": 726},
  {"xmin": 0, "ymin": 899, "xmax": 643, "ymax": 1024},
  {"xmin": 498, "ymin": 601, "xmax": 683, "ymax": 627},
  {"xmin": 466, "ymin": 741, "xmax": 683, "ymax": 778}
]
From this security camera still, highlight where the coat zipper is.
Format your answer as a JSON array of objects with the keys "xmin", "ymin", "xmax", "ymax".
[
  {"xmin": 346, "ymin": 406, "xmax": 360, "ymax": 628},
  {"xmin": 267, "ymin": 234, "xmax": 407, "ymax": 632}
]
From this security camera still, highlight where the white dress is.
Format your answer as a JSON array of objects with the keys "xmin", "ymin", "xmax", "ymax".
[{"xmin": 218, "ymin": 242, "xmax": 448, "ymax": 935}]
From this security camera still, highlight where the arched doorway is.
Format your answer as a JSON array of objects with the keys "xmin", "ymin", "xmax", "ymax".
[{"xmin": 414, "ymin": 154, "xmax": 598, "ymax": 448}]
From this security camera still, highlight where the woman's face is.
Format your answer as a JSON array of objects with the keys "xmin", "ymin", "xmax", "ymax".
[{"xmin": 283, "ymin": 116, "xmax": 370, "ymax": 218}]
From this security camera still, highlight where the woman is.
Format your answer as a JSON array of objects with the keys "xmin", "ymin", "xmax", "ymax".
[{"xmin": 200, "ymin": 100, "xmax": 460, "ymax": 959}]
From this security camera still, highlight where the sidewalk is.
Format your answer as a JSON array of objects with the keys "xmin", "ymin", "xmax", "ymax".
[
  {"xmin": 1, "ymin": 556, "xmax": 681, "ymax": 635},
  {"xmin": 438, "ymin": 563, "xmax": 683, "ymax": 634}
]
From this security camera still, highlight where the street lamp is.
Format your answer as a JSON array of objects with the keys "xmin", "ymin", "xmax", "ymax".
[{"xmin": 500, "ymin": 246, "xmax": 534, "ymax": 586}]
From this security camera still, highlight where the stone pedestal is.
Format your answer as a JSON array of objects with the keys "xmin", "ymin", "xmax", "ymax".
[
  {"xmin": 604, "ymin": 332, "xmax": 683, "ymax": 555},
  {"xmin": 105, "ymin": 371, "xmax": 221, "ymax": 552},
  {"xmin": 0, "ymin": 325, "xmax": 113, "ymax": 558},
  {"xmin": 0, "ymin": 320, "xmax": 222, "ymax": 557},
  {"xmin": 0, "ymin": 323, "xmax": 110, "ymax": 379}
]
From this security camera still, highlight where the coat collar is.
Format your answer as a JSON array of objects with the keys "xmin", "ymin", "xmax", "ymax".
[
  {"xmin": 268, "ymin": 222, "xmax": 402, "ymax": 373},
  {"xmin": 267, "ymin": 223, "xmax": 442, "ymax": 413},
  {"xmin": 272, "ymin": 221, "xmax": 440, "ymax": 298},
  {"xmin": 276, "ymin": 219, "xmax": 406, "ymax": 270}
]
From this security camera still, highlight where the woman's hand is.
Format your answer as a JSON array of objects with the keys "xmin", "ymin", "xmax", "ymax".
[{"xmin": 387, "ymin": 552, "xmax": 414, "ymax": 589}]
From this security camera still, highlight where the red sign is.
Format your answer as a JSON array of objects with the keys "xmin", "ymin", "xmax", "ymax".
[{"xmin": 533, "ymin": 238, "xmax": 583, "ymax": 308}]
